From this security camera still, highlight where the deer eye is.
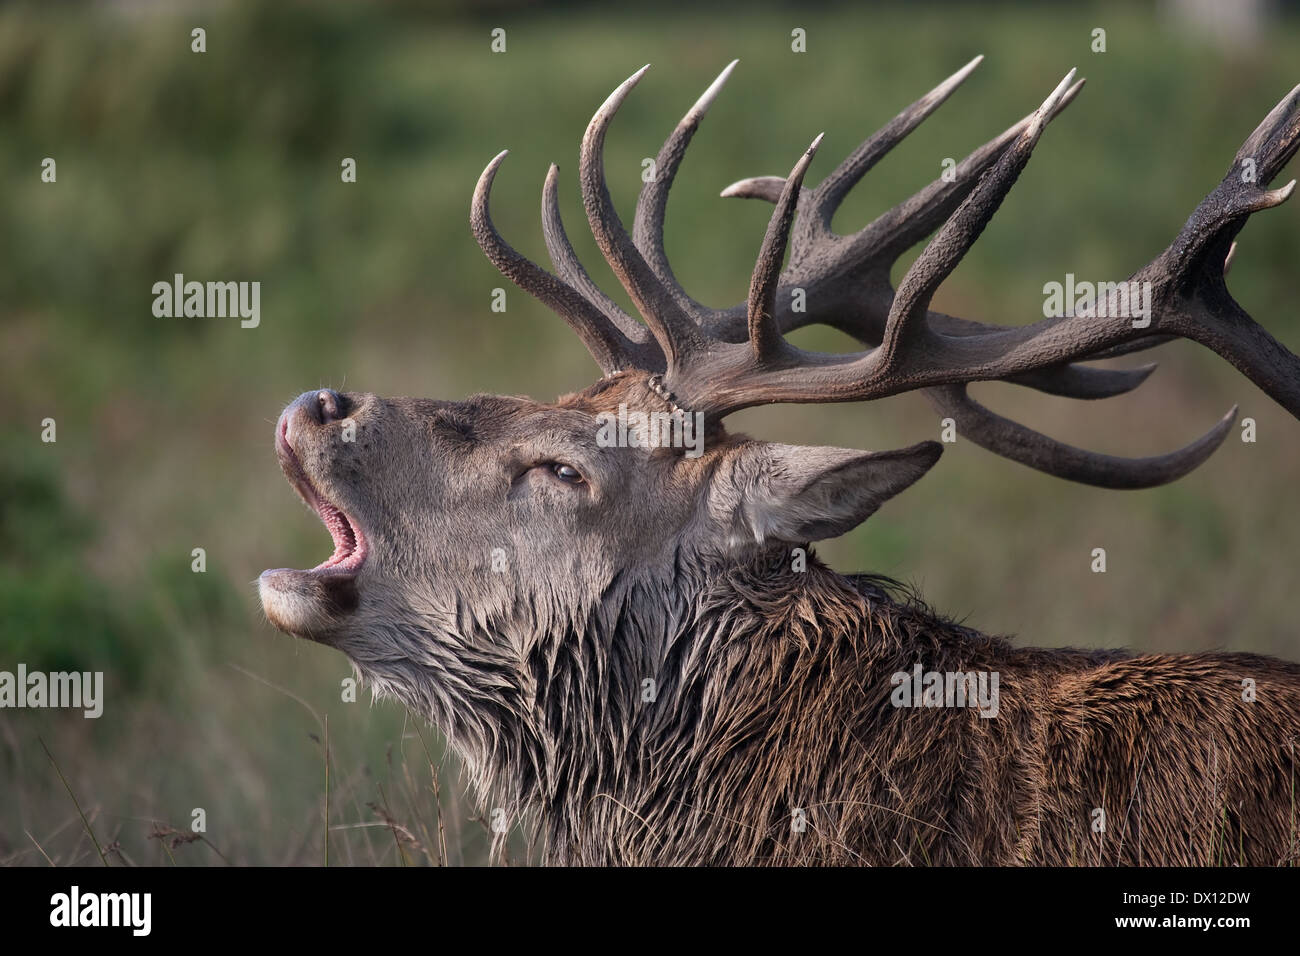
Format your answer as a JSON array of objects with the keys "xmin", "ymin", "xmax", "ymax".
[{"xmin": 550, "ymin": 463, "xmax": 584, "ymax": 485}]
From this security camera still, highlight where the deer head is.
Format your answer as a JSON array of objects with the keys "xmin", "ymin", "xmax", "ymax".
[{"xmin": 259, "ymin": 58, "xmax": 1300, "ymax": 830}]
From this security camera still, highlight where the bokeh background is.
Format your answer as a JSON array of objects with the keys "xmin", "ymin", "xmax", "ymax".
[{"xmin": 3, "ymin": 0, "xmax": 1300, "ymax": 865}]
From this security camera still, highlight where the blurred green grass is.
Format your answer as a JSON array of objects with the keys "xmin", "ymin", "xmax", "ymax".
[{"xmin": 2, "ymin": 0, "xmax": 1300, "ymax": 864}]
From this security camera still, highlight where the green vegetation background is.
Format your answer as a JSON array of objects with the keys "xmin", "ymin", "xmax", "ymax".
[{"xmin": 2, "ymin": 0, "xmax": 1299, "ymax": 864}]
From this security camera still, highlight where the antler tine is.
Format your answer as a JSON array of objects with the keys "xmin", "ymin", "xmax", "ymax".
[
  {"xmin": 848, "ymin": 76, "xmax": 1085, "ymax": 269},
  {"xmin": 719, "ymin": 176, "xmax": 791, "ymax": 202},
  {"xmin": 748, "ymin": 134, "xmax": 824, "ymax": 360},
  {"xmin": 880, "ymin": 69, "xmax": 1080, "ymax": 366},
  {"xmin": 1003, "ymin": 362, "xmax": 1156, "ymax": 400},
  {"xmin": 471, "ymin": 151, "xmax": 643, "ymax": 375},
  {"xmin": 633, "ymin": 59, "xmax": 739, "ymax": 314},
  {"xmin": 928, "ymin": 386, "xmax": 1238, "ymax": 489},
  {"xmin": 1144, "ymin": 83, "xmax": 1300, "ymax": 305},
  {"xmin": 580, "ymin": 65, "xmax": 709, "ymax": 366},
  {"xmin": 1237, "ymin": 81, "xmax": 1300, "ymax": 183},
  {"xmin": 540, "ymin": 163, "xmax": 660, "ymax": 369},
  {"xmin": 808, "ymin": 54, "xmax": 985, "ymax": 234}
]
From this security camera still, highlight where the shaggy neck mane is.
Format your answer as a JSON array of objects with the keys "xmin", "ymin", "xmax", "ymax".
[{"xmin": 360, "ymin": 543, "xmax": 996, "ymax": 864}]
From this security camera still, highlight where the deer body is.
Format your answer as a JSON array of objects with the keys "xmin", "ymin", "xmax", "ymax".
[
  {"xmin": 554, "ymin": 562, "xmax": 1300, "ymax": 866},
  {"xmin": 260, "ymin": 60, "xmax": 1300, "ymax": 865}
]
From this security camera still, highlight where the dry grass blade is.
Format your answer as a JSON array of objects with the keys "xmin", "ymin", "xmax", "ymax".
[{"xmin": 39, "ymin": 737, "xmax": 107, "ymax": 867}]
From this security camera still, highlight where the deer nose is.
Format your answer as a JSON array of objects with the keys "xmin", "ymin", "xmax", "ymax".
[
  {"xmin": 307, "ymin": 389, "xmax": 346, "ymax": 424},
  {"xmin": 286, "ymin": 389, "xmax": 349, "ymax": 433}
]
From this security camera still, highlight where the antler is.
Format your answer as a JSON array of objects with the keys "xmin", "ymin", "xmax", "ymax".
[{"xmin": 471, "ymin": 60, "xmax": 1300, "ymax": 488}]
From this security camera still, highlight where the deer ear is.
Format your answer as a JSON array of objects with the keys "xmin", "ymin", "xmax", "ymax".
[{"xmin": 726, "ymin": 440, "xmax": 942, "ymax": 545}]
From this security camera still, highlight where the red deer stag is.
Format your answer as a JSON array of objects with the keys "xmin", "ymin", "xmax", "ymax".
[{"xmin": 260, "ymin": 59, "xmax": 1300, "ymax": 865}]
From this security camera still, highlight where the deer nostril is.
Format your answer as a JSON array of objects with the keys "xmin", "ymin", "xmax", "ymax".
[{"xmin": 317, "ymin": 389, "xmax": 344, "ymax": 423}]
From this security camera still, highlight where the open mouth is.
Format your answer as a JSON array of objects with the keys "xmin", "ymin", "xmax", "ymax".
[{"xmin": 274, "ymin": 417, "xmax": 368, "ymax": 576}]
